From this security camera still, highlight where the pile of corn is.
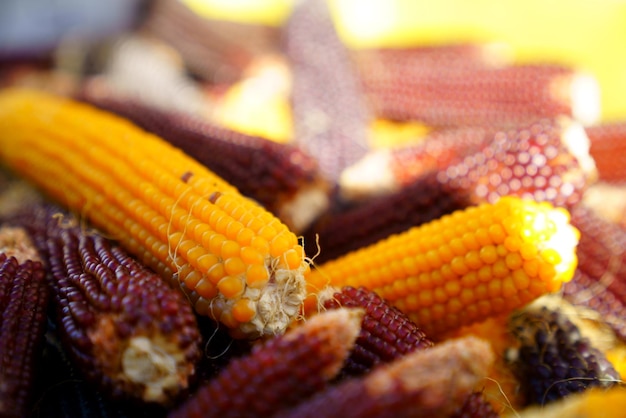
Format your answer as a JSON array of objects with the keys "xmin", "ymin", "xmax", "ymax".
[{"xmin": 2, "ymin": 0, "xmax": 626, "ymax": 417}]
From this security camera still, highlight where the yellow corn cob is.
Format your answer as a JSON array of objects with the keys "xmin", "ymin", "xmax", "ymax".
[
  {"xmin": 0, "ymin": 88, "xmax": 309, "ymax": 339},
  {"xmin": 305, "ymin": 196, "xmax": 579, "ymax": 337}
]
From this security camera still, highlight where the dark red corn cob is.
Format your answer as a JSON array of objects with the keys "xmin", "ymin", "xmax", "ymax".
[
  {"xmin": 273, "ymin": 336, "xmax": 494, "ymax": 418},
  {"xmin": 78, "ymin": 90, "xmax": 329, "ymax": 233},
  {"xmin": 439, "ymin": 118, "xmax": 596, "ymax": 209},
  {"xmin": 282, "ymin": 0, "xmax": 372, "ymax": 182},
  {"xmin": 356, "ymin": 56, "xmax": 600, "ymax": 127},
  {"xmin": 0, "ymin": 228, "xmax": 49, "ymax": 418},
  {"xmin": 321, "ymin": 286, "xmax": 433, "ymax": 377},
  {"xmin": 12, "ymin": 204, "xmax": 202, "ymax": 406},
  {"xmin": 506, "ymin": 304, "xmax": 620, "ymax": 406},
  {"xmin": 450, "ymin": 390, "xmax": 501, "ymax": 418},
  {"xmin": 302, "ymin": 171, "xmax": 473, "ymax": 263},
  {"xmin": 168, "ymin": 308, "xmax": 363, "ymax": 418},
  {"xmin": 339, "ymin": 125, "xmax": 495, "ymax": 200},
  {"xmin": 562, "ymin": 204, "xmax": 626, "ymax": 340},
  {"xmin": 585, "ymin": 121, "xmax": 626, "ymax": 183}
]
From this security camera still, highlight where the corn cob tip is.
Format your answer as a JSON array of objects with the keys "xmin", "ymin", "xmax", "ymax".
[
  {"xmin": 338, "ymin": 149, "xmax": 396, "ymax": 200},
  {"xmin": 561, "ymin": 118, "xmax": 598, "ymax": 183},
  {"xmin": 0, "ymin": 225, "xmax": 41, "ymax": 264}
]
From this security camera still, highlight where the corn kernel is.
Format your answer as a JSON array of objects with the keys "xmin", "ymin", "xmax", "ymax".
[{"xmin": 232, "ymin": 298, "xmax": 256, "ymax": 323}]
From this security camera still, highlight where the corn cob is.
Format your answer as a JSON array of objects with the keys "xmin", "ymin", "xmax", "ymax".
[
  {"xmin": 321, "ymin": 285, "xmax": 434, "ymax": 377},
  {"xmin": 342, "ymin": 118, "xmax": 596, "ymax": 208},
  {"xmin": 282, "ymin": 0, "xmax": 371, "ymax": 181},
  {"xmin": 506, "ymin": 304, "xmax": 620, "ymax": 406},
  {"xmin": 303, "ymin": 171, "xmax": 474, "ymax": 264},
  {"xmin": 512, "ymin": 386, "xmax": 626, "ymax": 418},
  {"xmin": 78, "ymin": 90, "xmax": 329, "ymax": 233},
  {"xmin": 339, "ymin": 125, "xmax": 494, "ymax": 200},
  {"xmin": 581, "ymin": 181, "xmax": 626, "ymax": 230},
  {"xmin": 168, "ymin": 308, "xmax": 363, "ymax": 418},
  {"xmin": 0, "ymin": 88, "xmax": 309, "ymax": 339},
  {"xmin": 272, "ymin": 336, "xmax": 494, "ymax": 418},
  {"xmin": 451, "ymin": 390, "xmax": 501, "ymax": 418},
  {"xmin": 304, "ymin": 196, "xmax": 579, "ymax": 337},
  {"xmin": 561, "ymin": 204, "xmax": 626, "ymax": 340},
  {"xmin": 585, "ymin": 121, "xmax": 626, "ymax": 183},
  {"xmin": 356, "ymin": 59, "xmax": 600, "ymax": 128},
  {"xmin": 9, "ymin": 203, "xmax": 202, "ymax": 405},
  {"xmin": 0, "ymin": 227, "xmax": 49, "ymax": 418}
]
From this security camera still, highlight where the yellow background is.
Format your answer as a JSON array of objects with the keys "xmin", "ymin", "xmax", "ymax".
[{"xmin": 184, "ymin": 0, "xmax": 626, "ymax": 122}]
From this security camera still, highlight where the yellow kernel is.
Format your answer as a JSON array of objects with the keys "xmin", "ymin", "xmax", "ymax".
[
  {"xmin": 447, "ymin": 298, "xmax": 463, "ymax": 314},
  {"xmin": 523, "ymin": 259, "xmax": 540, "ymax": 278},
  {"xmin": 270, "ymin": 234, "xmax": 291, "ymax": 258},
  {"xmin": 250, "ymin": 236, "xmax": 270, "ymax": 254},
  {"xmin": 438, "ymin": 245, "xmax": 454, "ymax": 264},
  {"xmin": 488, "ymin": 224, "xmax": 506, "ymax": 244},
  {"xmin": 282, "ymin": 248, "xmax": 303, "ymax": 270},
  {"xmin": 224, "ymin": 257, "xmax": 246, "ymax": 276},
  {"xmin": 418, "ymin": 273, "xmax": 434, "ymax": 290},
  {"xmin": 226, "ymin": 221, "xmax": 244, "ymax": 240},
  {"xmin": 425, "ymin": 250, "xmax": 442, "ymax": 269},
  {"xmin": 196, "ymin": 254, "xmax": 220, "ymax": 272},
  {"xmin": 246, "ymin": 264, "xmax": 269, "ymax": 288},
  {"xmin": 240, "ymin": 246, "xmax": 264, "ymax": 265},
  {"xmin": 450, "ymin": 256, "xmax": 469, "ymax": 276},
  {"xmin": 402, "ymin": 257, "xmax": 419, "ymax": 276},
  {"xmin": 461, "ymin": 271, "xmax": 478, "ymax": 288},
  {"xmin": 504, "ymin": 236, "xmax": 522, "ymax": 253},
  {"xmin": 405, "ymin": 294, "xmax": 419, "ymax": 311},
  {"xmin": 221, "ymin": 240, "xmax": 241, "ymax": 259},
  {"xmin": 236, "ymin": 228, "xmax": 254, "ymax": 246},
  {"xmin": 177, "ymin": 240, "xmax": 196, "ymax": 256},
  {"xmin": 505, "ymin": 252, "xmax": 523, "ymax": 270},
  {"xmin": 444, "ymin": 280, "xmax": 461, "ymax": 297},
  {"xmin": 462, "ymin": 232, "xmax": 480, "ymax": 251},
  {"xmin": 538, "ymin": 263, "xmax": 557, "ymax": 281},
  {"xmin": 492, "ymin": 260, "xmax": 509, "ymax": 278},
  {"xmin": 259, "ymin": 225, "xmax": 278, "ymax": 241},
  {"xmin": 392, "ymin": 279, "xmax": 408, "ymax": 298},
  {"xmin": 415, "ymin": 254, "xmax": 430, "ymax": 271},
  {"xmin": 232, "ymin": 298, "xmax": 256, "ymax": 323},
  {"xmin": 474, "ymin": 283, "xmax": 488, "ymax": 300},
  {"xmin": 246, "ymin": 217, "xmax": 264, "ymax": 232},
  {"xmin": 502, "ymin": 277, "xmax": 517, "ymax": 298},
  {"xmin": 406, "ymin": 276, "xmax": 420, "ymax": 292},
  {"xmin": 182, "ymin": 270, "xmax": 202, "ymax": 289},
  {"xmin": 459, "ymin": 288, "xmax": 475, "ymax": 305},
  {"xmin": 186, "ymin": 246, "xmax": 206, "ymax": 264},
  {"xmin": 220, "ymin": 311, "xmax": 239, "ymax": 329},
  {"xmin": 479, "ymin": 245, "xmax": 498, "ymax": 264},
  {"xmin": 488, "ymin": 280, "xmax": 502, "ymax": 297},
  {"xmin": 475, "ymin": 228, "xmax": 492, "ymax": 246},
  {"xmin": 207, "ymin": 263, "xmax": 226, "ymax": 284},
  {"xmin": 168, "ymin": 231, "xmax": 184, "ymax": 248},
  {"xmin": 208, "ymin": 234, "xmax": 226, "ymax": 255},
  {"xmin": 439, "ymin": 264, "xmax": 456, "ymax": 282},
  {"xmin": 477, "ymin": 300, "xmax": 492, "ymax": 316},
  {"xmin": 434, "ymin": 288, "xmax": 447, "ymax": 303},
  {"xmin": 449, "ymin": 238, "xmax": 467, "ymax": 256},
  {"xmin": 215, "ymin": 214, "xmax": 230, "ymax": 234},
  {"xmin": 520, "ymin": 242, "xmax": 538, "ymax": 260},
  {"xmin": 217, "ymin": 275, "xmax": 245, "ymax": 299},
  {"xmin": 512, "ymin": 269, "xmax": 530, "ymax": 290},
  {"xmin": 431, "ymin": 304, "xmax": 445, "ymax": 320},
  {"xmin": 477, "ymin": 265, "xmax": 492, "ymax": 282},
  {"xmin": 418, "ymin": 289, "xmax": 434, "ymax": 307},
  {"xmin": 540, "ymin": 248, "xmax": 562, "ymax": 266},
  {"xmin": 195, "ymin": 277, "xmax": 218, "ymax": 299},
  {"xmin": 464, "ymin": 251, "xmax": 483, "ymax": 270}
]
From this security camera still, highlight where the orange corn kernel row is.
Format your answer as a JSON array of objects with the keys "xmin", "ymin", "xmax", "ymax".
[
  {"xmin": 272, "ymin": 336, "xmax": 494, "ymax": 418},
  {"xmin": 79, "ymin": 91, "xmax": 329, "ymax": 234},
  {"xmin": 321, "ymin": 285, "xmax": 434, "ymax": 377},
  {"xmin": 169, "ymin": 308, "xmax": 363, "ymax": 418},
  {"xmin": 305, "ymin": 196, "xmax": 579, "ymax": 338},
  {"xmin": 0, "ymin": 228, "xmax": 49, "ymax": 418},
  {"xmin": 283, "ymin": 0, "xmax": 371, "ymax": 181},
  {"xmin": 585, "ymin": 121, "xmax": 626, "ymax": 183},
  {"xmin": 561, "ymin": 204, "xmax": 626, "ymax": 340},
  {"xmin": 357, "ymin": 60, "xmax": 600, "ymax": 128},
  {"xmin": 0, "ymin": 88, "xmax": 308, "ymax": 339},
  {"xmin": 12, "ymin": 204, "xmax": 202, "ymax": 406}
]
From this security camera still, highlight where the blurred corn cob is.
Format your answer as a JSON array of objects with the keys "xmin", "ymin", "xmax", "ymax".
[
  {"xmin": 140, "ymin": 0, "xmax": 280, "ymax": 84},
  {"xmin": 321, "ymin": 285, "xmax": 434, "ymax": 377},
  {"xmin": 0, "ymin": 227, "xmax": 49, "ymax": 418},
  {"xmin": 451, "ymin": 390, "xmax": 501, "ymax": 418},
  {"xmin": 169, "ymin": 308, "xmax": 363, "ymax": 418},
  {"xmin": 0, "ymin": 88, "xmax": 308, "ymax": 339},
  {"xmin": 11, "ymin": 204, "xmax": 202, "ymax": 405},
  {"xmin": 305, "ymin": 196, "xmax": 579, "ymax": 338},
  {"xmin": 585, "ymin": 121, "xmax": 626, "ymax": 183},
  {"xmin": 356, "ymin": 52, "xmax": 600, "ymax": 127},
  {"xmin": 282, "ymin": 0, "xmax": 371, "ymax": 181},
  {"xmin": 506, "ymin": 303, "xmax": 620, "ymax": 406},
  {"xmin": 273, "ymin": 336, "xmax": 494, "ymax": 418},
  {"xmin": 79, "ymin": 90, "xmax": 329, "ymax": 233},
  {"xmin": 561, "ymin": 204, "xmax": 626, "ymax": 340}
]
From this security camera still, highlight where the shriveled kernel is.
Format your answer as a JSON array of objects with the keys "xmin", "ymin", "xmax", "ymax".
[
  {"xmin": 231, "ymin": 298, "xmax": 256, "ymax": 323},
  {"xmin": 246, "ymin": 264, "xmax": 270, "ymax": 287},
  {"xmin": 217, "ymin": 276, "xmax": 245, "ymax": 299}
]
